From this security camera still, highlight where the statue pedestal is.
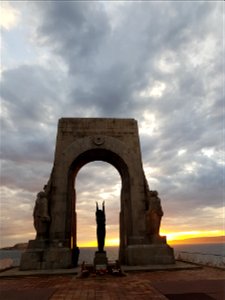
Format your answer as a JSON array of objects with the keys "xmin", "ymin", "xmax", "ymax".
[
  {"xmin": 93, "ymin": 251, "xmax": 108, "ymax": 270},
  {"xmin": 126, "ymin": 244, "xmax": 175, "ymax": 265},
  {"xmin": 20, "ymin": 239, "xmax": 72, "ymax": 270}
]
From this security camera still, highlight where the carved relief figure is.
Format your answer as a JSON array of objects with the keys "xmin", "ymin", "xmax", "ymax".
[
  {"xmin": 146, "ymin": 190, "xmax": 163, "ymax": 236},
  {"xmin": 96, "ymin": 201, "xmax": 106, "ymax": 252},
  {"xmin": 33, "ymin": 191, "xmax": 50, "ymax": 239}
]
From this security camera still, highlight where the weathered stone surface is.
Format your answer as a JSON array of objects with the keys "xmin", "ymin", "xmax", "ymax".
[
  {"xmin": 93, "ymin": 251, "xmax": 108, "ymax": 267},
  {"xmin": 20, "ymin": 250, "xmax": 42, "ymax": 270},
  {"xmin": 20, "ymin": 118, "xmax": 175, "ymax": 270},
  {"xmin": 27, "ymin": 239, "xmax": 48, "ymax": 249},
  {"xmin": 126, "ymin": 245, "xmax": 175, "ymax": 265},
  {"xmin": 20, "ymin": 248, "xmax": 72, "ymax": 270},
  {"xmin": 41, "ymin": 248, "xmax": 72, "ymax": 269}
]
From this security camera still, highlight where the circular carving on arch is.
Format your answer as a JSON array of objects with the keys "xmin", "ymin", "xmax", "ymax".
[{"xmin": 92, "ymin": 136, "xmax": 105, "ymax": 146}]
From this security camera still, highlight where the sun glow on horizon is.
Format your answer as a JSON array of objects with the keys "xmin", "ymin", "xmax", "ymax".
[
  {"xmin": 77, "ymin": 238, "xmax": 120, "ymax": 248},
  {"xmin": 75, "ymin": 231, "xmax": 224, "ymax": 248},
  {"xmin": 161, "ymin": 230, "xmax": 224, "ymax": 242}
]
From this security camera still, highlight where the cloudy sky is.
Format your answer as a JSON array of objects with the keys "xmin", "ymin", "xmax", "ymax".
[{"xmin": 0, "ymin": 1, "xmax": 224, "ymax": 248}]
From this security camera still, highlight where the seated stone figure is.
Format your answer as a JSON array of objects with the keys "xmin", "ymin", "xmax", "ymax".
[
  {"xmin": 33, "ymin": 191, "xmax": 50, "ymax": 239},
  {"xmin": 146, "ymin": 190, "xmax": 164, "ymax": 237}
]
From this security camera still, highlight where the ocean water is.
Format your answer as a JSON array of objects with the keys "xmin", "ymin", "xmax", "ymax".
[
  {"xmin": 0, "ymin": 247, "xmax": 119, "ymax": 267},
  {"xmin": 172, "ymin": 243, "xmax": 225, "ymax": 256},
  {"xmin": 0, "ymin": 243, "xmax": 224, "ymax": 267},
  {"xmin": 0, "ymin": 250, "xmax": 23, "ymax": 267}
]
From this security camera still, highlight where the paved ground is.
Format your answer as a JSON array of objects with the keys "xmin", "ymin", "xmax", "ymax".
[
  {"xmin": 0, "ymin": 265, "xmax": 224, "ymax": 300},
  {"xmin": 0, "ymin": 261, "xmax": 201, "ymax": 277}
]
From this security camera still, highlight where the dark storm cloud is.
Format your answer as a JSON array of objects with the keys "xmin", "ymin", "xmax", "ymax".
[
  {"xmin": 0, "ymin": 65, "xmax": 61, "ymax": 167},
  {"xmin": 1, "ymin": 65, "xmax": 61, "ymax": 126},
  {"xmin": 36, "ymin": 1, "xmax": 110, "ymax": 74},
  {"xmin": 32, "ymin": 1, "xmax": 153, "ymax": 116},
  {"xmin": 1, "ymin": 133, "xmax": 54, "ymax": 163},
  {"xmin": 32, "ymin": 1, "xmax": 222, "ymax": 116},
  {"xmin": 0, "ymin": 67, "xmax": 57, "ymax": 191},
  {"xmin": 1, "ymin": 159, "xmax": 52, "ymax": 192}
]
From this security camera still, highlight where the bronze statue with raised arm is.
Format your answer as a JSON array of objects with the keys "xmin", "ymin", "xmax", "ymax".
[{"xmin": 96, "ymin": 201, "xmax": 106, "ymax": 252}]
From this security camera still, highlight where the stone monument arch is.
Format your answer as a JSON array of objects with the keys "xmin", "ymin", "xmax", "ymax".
[
  {"xmin": 20, "ymin": 118, "xmax": 174, "ymax": 270},
  {"xmin": 66, "ymin": 146, "xmax": 131, "ymax": 264}
]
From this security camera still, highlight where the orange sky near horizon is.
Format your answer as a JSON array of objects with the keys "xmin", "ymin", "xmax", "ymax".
[{"xmin": 76, "ymin": 230, "xmax": 224, "ymax": 248}]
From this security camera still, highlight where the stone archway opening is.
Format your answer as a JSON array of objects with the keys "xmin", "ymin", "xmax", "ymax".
[
  {"xmin": 67, "ymin": 148, "xmax": 131, "ymax": 264},
  {"xmin": 75, "ymin": 161, "xmax": 121, "ymax": 261}
]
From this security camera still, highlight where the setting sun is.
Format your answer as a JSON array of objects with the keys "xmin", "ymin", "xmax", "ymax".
[
  {"xmin": 161, "ymin": 230, "xmax": 224, "ymax": 243},
  {"xmin": 77, "ymin": 238, "xmax": 120, "ymax": 248}
]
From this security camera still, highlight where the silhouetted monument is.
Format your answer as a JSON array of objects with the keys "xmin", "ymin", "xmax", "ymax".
[
  {"xmin": 96, "ymin": 202, "xmax": 106, "ymax": 252},
  {"xmin": 94, "ymin": 202, "xmax": 108, "ymax": 267},
  {"xmin": 20, "ymin": 118, "xmax": 175, "ymax": 270}
]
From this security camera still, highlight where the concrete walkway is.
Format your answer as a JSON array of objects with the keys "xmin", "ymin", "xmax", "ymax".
[
  {"xmin": 152, "ymin": 279, "xmax": 225, "ymax": 300},
  {"xmin": 0, "ymin": 264, "xmax": 224, "ymax": 300}
]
